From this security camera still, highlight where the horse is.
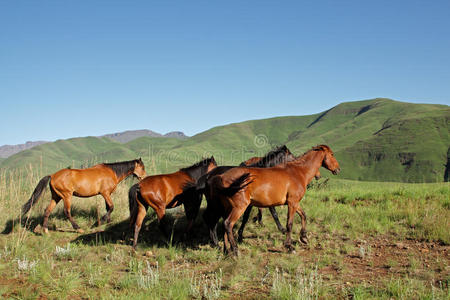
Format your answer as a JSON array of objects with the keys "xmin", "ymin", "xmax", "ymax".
[
  {"xmin": 22, "ymin": 158, "xmax": 146, "ymax": 234},
  {"xmin": 128, "ymin": 157, "xmax": 217, "ymax": 249},
  {"xmin": 239, "ymin": 153, "xmax": 322, "ymax": 234},
  {"xmin": 210, "ymin": 145, "xmax": 340, "ymax": 255},
  {"xmin": 194, "ymin": 145, "xmax": 296, "ymax": 247}
]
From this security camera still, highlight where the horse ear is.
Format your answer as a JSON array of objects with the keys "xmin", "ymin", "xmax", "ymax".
[{"xmin": 313, "ymin": 145, "xmax": 324, "ymax": 151}]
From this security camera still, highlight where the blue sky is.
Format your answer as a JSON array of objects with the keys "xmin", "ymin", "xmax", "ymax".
[{"xmin": 1, "ymin": 0, "xmax": 449, "ymax": 145}]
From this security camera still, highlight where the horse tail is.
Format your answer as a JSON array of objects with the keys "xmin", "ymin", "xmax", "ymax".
[
  {"xmin": 128, "ymin": 183, "xmax": 140, "ymax": 227},
  {"xmin": 211, "ymin": 173, "xmax": 253, "ymax": 197},
  {"xmin": 22, "ymin": 175, "xmax": 51, "ymax": 216}
]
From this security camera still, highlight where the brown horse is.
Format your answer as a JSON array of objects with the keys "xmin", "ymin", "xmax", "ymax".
[
  {"xmin": 129, "ymin": 157, "xmax": 217, "ymax": 249},
  {"xmin": 211, "ymin": 145, "xmax": 340, "ymax": 255},
  {"xmin": 240, "ymin": 155, "xmax": 321, "ymax": 232},
  {"xmin": 22, "ymin": 159, "xmax": 146, "ymax": 233},
  {"xmin": 195, "ymin": 145, "xmax": 296, "ymax": 247}
]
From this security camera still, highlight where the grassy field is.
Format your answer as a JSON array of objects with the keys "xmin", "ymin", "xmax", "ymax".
[{"xmin": 0, "ymin": 167, "xmax": 448, "ymax": 299}]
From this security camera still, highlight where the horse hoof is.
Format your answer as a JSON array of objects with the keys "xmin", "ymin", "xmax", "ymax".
[
  {"xmin": 300, "ymin": 236, "xmax": 309, "ymax": 244},
  {"xmin": 43, "ymin": 227, "xmax": 49, "ymax": 234},
  {"xmin": 284, "ymin": 243, "xmax": 295, "ymax": 252},
  {"xmin": 76, "ymin": 228, "xmax": 85, "ymax": 234}
]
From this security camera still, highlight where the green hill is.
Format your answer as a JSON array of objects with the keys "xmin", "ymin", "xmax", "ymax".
[{"xmin": 1, "ymin": 99, "xmax": 448, "ymax": 182}]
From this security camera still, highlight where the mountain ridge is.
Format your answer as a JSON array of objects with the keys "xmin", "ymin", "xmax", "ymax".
[
  {"xmin": 0, "ymin": 130, "xmax": 188, "ymax": 158},
  {"xmin": 1, "ymin": 98, "xmax": 448, "ymax": 183}
]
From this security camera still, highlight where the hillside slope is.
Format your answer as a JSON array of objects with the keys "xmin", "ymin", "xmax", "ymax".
[{"xmin": 1, "ymin": 99, "xmax": 448, "ymax": 182}]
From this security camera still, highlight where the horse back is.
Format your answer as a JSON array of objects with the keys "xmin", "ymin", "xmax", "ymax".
[
  {"xmin": 50, "ymin": 167, "xmax": 116, "ymax": 196},
  {"xmin": 138, "ymin": 171, "xmax": 192, "ymax": 208},
  {"xmin": 224, "ymin": 166, "xmax": 302, "ymax": 207}
]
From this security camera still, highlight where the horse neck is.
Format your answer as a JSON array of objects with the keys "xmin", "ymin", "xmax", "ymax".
[
  {"xmin": 117, "ymin": 169, "xmax": 133, "ymax": 182},
  {"xmin": 291, "ymin": 151, "xmax": 324, "ymax": 185}
]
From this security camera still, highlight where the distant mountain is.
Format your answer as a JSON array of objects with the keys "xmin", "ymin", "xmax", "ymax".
[
  {"xmin": 164, "ymin": 131, "xmax": 188, "ymax": 139},
  {"xmin": 102, "ymin": 130, "xmax": 187, "ymax": 143},
  {"xmin": 0, "ymin": 130, "xmax": 187, "ymax": 158},
  {"xmin": 1, "ymin": 99, "xmax": 448, "ymax": 182},
  {"xmin": 0, "ymin": 141, "xmax": 48, "ymax": 158}
]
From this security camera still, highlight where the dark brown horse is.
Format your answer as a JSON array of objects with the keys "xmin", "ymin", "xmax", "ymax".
[
  {"xmin": 195, "ymin": 145, "xmax": 296, "ymax": 247},
  {"xmin": 22, "ymin": 159, "xmax": 146, "ymax": 233},
  {"xmin": 211, "ymin": 145, "xmax": 340, "ymax": 255},
  {"xmin": 128, "ymin": 157, "xmax": 217, "ymax": 249}
]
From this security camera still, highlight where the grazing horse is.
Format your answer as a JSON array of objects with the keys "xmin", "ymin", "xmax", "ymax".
[
  {"xmin": 22, "ymin": 159, "xmax": 146, "ymax": 233},
  {"xmin": 128, "ymin": 157, "xmax": 217, "ymax": 249},
  {"xmin": 211, "ymin": 145, "xmax": 340, "ymax": 255},
  {"xmin": 195, "ymin": 145, "xmax": 296, "ymax": 247}
]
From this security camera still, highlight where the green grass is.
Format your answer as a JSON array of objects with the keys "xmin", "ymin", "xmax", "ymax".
[
  {"xmin": 1, "ymin": 98, "xmax": 449, "ymax": 182},
  {"xmin": 0, "ymin": 164, "xmax": 448, "ymax": 298}
]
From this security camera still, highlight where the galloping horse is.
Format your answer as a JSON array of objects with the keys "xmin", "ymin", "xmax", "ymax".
[
  {"xmin": 211, "ymin": 145, "xmax": 340, "ymax": 255},
  {"xmin": 22, "ymin": 159, "xmax": 146, "ymax": 233},
  {"xmin": 239, "ymin": 151, "xmax": 321, "ymax": 236},
  {"xmin": 128, "ymin": 157, "xmax": 217, "ymax": 249},
  {"xmin": 195, "ymin": 145, "xmax": 296, "ymax": 246}
]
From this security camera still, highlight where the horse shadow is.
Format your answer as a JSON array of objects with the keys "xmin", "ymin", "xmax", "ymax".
[
  {"xmin": 1, "ymin": 206, "xmax": 104, "ymax": 235},
  {"xmin": 72, "ymin": 208, "xmax": 215, "ymax": 250}
]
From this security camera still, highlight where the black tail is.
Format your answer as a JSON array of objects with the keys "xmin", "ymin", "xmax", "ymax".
[
  {"xmin": 22, "ymin": 175, "xmax": 51, "ymax": 216},
  {"xmin": 128, "ymin": 183, "xmax": 140, "ymax": 227},
  {"xmin": 211, "ymin": 173, "xmax": 253, "ymax": 197}
]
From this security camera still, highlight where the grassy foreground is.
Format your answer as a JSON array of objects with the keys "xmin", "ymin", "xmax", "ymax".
[{"xmin": 0, "ymin": 169, "xmax": 448, "ymax": 299}]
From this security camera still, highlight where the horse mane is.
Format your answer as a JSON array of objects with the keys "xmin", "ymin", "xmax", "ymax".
[
  {"xmin": 290, "ymin": 145, "xmax": 330, "ymax": 165},
  {"xmin": 103, "ymin": 159, "xmax": 140, "ymax": 178},
  {"xmin": 180, "ymin": 157, "xmax": 215, "ymax": 182},
  {"xmin": 247, "ymin": 145, "xmax": 293, "ymax": 167}
]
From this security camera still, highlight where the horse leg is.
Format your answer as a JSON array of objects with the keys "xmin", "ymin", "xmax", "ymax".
[
  {"xmin": 100, "ymin": 193, "xmax": 114, "ymax": 224},
  {"xmin": 283, "ymin": 202, "xmax": 298, "ymax": 252},
  {"xmin": 223, "ymin": 206, "xmax": 247, "ymax": 256},
  {"xmin": 253, "ymin": 208, "xmax": 263, "ymax": 226},
  {"xmin": 211, "ymin": 221, "xmax": 220, "ymax": 248},
  {"xmin": 223, "ymin": 229, "xmax": 230, "ymax": 254},
  {"xmin": 155, "ymin": 208, "xmax": 169, "ymax": 238},
  {"xmin": 296, "ymin": 207, "xmax": 308, "ymax": 244},
  {"xmin": 62, "ymin": 194, "xmax": 83, "ymax": 233},
  {"xmin": 42, "ymin": 196, "xmax": 61, "ymax": 234},
  {"xmin": 206, "ymin": 212, "xmax": 221, "ymax": 248},
  {"xmin": 269, "ymin": 207, "xmax": 287, "ymax": 234},
  {"xmin": 132, "ymin": 201, "xmax": 147, "ymax": 249},
  {"xmin": 237, "ymin": 205, "xmax": 253, "ymax": 243},
  {"xmin": 183, "ymin": 193, "xmax": 202, "ymax": 236}
]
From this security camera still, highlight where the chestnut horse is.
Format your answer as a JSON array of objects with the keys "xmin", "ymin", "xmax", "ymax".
[
  {"xmin": 128, "ymin": 157, "xmax": 217, "ymax": 249},
  {"xmin": 22, "ymin": 158, "xmax": 146, "ymax": 233},
  {"xmin": 239, "ymin": 152, "xmax": 321, "ymax": 235},
  {"xmin": 194, "ymin": 145, "xmax": 295, "ymax": 247},
  {"xmin": 211, "ymin": 145, "xmax": 340, "ymax": 255}
]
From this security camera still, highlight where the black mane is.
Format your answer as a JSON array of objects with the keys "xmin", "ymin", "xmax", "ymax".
[
  {"xmin": 103, "ymin": 159, "xmax": 139, "ymax": 178},
  {"xmin": 246, "ymin": 145, "xmax": 294, "ymax": 168},
  {"xmin": 180, "ymin": 157, "xmax": 215, "ymax": 182}
]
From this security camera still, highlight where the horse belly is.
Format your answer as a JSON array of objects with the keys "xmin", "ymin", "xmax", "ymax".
[
  {"xmin": 73, "ymin": 175, "xmax": 103, "ymax": 197},
  {"xmin": 250, "ymin": 187, "xmax": 286, "ymax": 208}
]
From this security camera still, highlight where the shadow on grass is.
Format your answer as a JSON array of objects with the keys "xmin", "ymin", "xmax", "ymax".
[
  {"xmin": 1, "ymin": 206, "xmax": 103, "ymax": 235},
  {"xmin": 72, "ymin": 208, "xmax": 215, "ymax": 250}
]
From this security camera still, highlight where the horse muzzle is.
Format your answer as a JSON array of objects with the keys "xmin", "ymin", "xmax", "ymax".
[{"xmin": 332, "ymin": 168, "xmax": 341, "ymax": 175}]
